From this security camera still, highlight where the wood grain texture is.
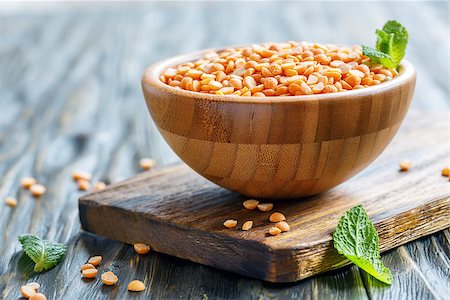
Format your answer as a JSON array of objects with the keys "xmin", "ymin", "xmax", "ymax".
[
  {"xmin": 79, "ymin": 113, "xmax": 449, "ymax": 282},
  {"xmin": 142, "ymin": 54, "xmax": 416, "ymax": 198},
  {"xmin": 0, "ymin": 1, "xmax": 449, "ymax": 299}
]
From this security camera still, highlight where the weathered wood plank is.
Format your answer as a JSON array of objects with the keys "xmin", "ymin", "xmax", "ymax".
[{"xmin": 0, "ymin": 1, "xmax": 449, "ymax": 299}]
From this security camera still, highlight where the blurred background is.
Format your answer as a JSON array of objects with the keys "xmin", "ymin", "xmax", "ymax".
[{"xmin": 1, "ymin": 1, "xmax": 448, "ymax": 179}]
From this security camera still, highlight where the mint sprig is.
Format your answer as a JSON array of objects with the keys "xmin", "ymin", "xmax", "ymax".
[
  {"xmin": 333, "ymin": 205, "xmax": 393, "ymax": 285},
  {"xmin": 363, "ymin": 20, "xmax": 408, "ymax": 69},
  {"xmin": 382, "ymin": 20, "xmax": 408, "ymax": 64},
  {"xmin": 375, "ymin": 29, "xmax": 393, "ymax": 54},
  {"xmin": 18, "ymin": 234, "xmax": 67, "ymax": 272},
  {"xmin": 362, "ymin": 45, "xmax": 396, "ymax": 69}
]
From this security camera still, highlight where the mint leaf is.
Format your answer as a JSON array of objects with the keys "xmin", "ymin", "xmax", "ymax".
[
  {"xmin": 382, "ymin": 20, "xmax": 408, "ymax": 65},
  {"xmin": 375, "ymin": 29, "xmax": 394, "ymax": 54},
  {"xmin": 362, "ymin": 45, "xmax": 396, "ymax": 69},
  {"xmin": 18, "ymin": 234, "xmax": 67, "ymax": 272},
  {"xmin": 333, "ymin": 205, "xmax": 393, "ymax": 285},
  {"xmin": 364, "ymin": 20, "xmax": 408, "ymax": 69}
]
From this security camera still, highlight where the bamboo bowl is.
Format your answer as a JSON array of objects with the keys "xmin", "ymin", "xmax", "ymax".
[{"xmin": 142, "ymin": 49, "xmax": 416, "ymax": 199}]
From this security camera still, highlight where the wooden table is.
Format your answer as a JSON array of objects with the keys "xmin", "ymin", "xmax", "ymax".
[{"xmin": 1, "ymin": 2, "xmax": 449, "ymax": 299}]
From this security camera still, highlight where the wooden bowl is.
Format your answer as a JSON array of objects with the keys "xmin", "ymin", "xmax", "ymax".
[{"xmin": 141, "ymin": 49, "xmax": 416, "ymax": 199}]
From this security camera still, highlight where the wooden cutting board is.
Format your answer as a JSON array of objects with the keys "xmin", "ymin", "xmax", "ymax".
[{"xmin": 79, "ymin": 113, "xmax": 450, "ymax": 283}]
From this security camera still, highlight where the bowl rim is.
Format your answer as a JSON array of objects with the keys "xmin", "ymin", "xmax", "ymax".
[{"xmin": 142, "ymin": 46, "xmax": 416, "ymax": 104}]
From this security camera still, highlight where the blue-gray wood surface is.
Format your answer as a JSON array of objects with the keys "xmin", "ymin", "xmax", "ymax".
[{"xmin": 0, "ymin": 1, "xmax": 449, "ymax": 299}]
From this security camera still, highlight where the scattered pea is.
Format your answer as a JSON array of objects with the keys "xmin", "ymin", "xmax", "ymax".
[
  {"xmin": 87, "ymin": 256, "xmax": 102, "ymax": 266},
  {"xmin": 82, "ymin": 268, "xmax": 98, "ymax": 279},
  {"xmin": 223, "ymin": 219, "xmax": 238, "ymax": 228},
  {"xmin": 243, "ymin": 199, "xmax": 259, "ymax": 210},
  {"xmin": 128, "ymin": 280, "xmax": 146, "ymax": 292},
  {"xmin": 5, "ymin": 196, "xmax": 17, "ymax": 207},
  {"xmin": 29, "ymin": 293, "xmax": 46, "ymax": 300},
  {"xmin": 269, "ymin": 212, "xmax": 286, "ymax": 223},
  {"xmin": 399, "ymin": 161, "xmax": 413, "ymax": 172},
  {"xmin": 20, "ymin": 177, "xmax": 37, "ymax": 189},
  {"xmin": 257, "ymin": 203, "xmax": 273, "ymax": 212},
  {"xmin": 242, "ymin": 221, "xmax": 253, "ymax": 231},
  {"xmin": 77, "ymin": 179, "xmax": 90, "ymax": 191},
  {"xmin": 139, "ymin": 158, "xmax": 156, "ymax": 171},
  {"xmin": 134, "ymin": 243, "xmax": 151, "ymax": 255},
  {"xmin": 275, "ymin": 221, "xmax": 291, "ymax": 232},
  {"xmin": 20, "ymin": 285, "xmax": 36, "ymax": 298},
  {"xmin": 93, "ymin": 181, "xmax": 107, "ymax": 192},
  {"xmin": 25, "ymin": 282, "xmax": 40, "ymax": 291},
  {"xmin": 80, "ymin": 263, "xmax": 96, "ymax": 272},
  {"xmin": 101, "ymin": 271, "xmax": 119, "ymax": 286},
  {"xmin": 72, "ymin": 171, "xmax": 92, "ymax": 182},
  {"xmin": 30, "ymin": 184, "xmax": 46, "ymax": 198},
  {"xmin": 269, "ymin": 227, "xmax": 282, "ymax": 236}
]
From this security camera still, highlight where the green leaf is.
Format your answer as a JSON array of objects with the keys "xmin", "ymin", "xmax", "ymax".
[
  {"xmin": 18, "ymin": 234, "xmax": 67, "ymax": 272},
  {"xmin": 333, "ymin": 205, "xmax": 393, "ymax": 285},
  {"xmin": 364, "ymin": 20, "xmax": 408, "ymax": 68},
  {"xmin": 382, "ymin": 20, "xmax": 408, "ymax": 65},
  {"xmin": 362, "ymin": 45, "xmax": 396, "ymax": 69},
  {"xmin": 375, "ymin": 29, "xmax": 394, "ymax": 54}
]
